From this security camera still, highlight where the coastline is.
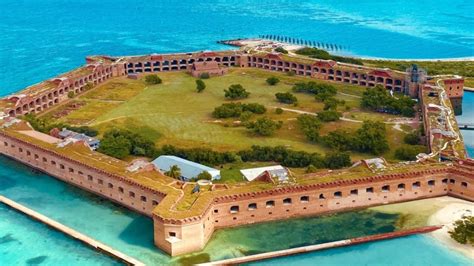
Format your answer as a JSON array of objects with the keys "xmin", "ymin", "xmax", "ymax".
[
  {"xmin": 370, "ymin": 196, "xmax": 473, "ymax": 259},
  {"xmin": 356, "ymin": 56, "xmax": 474, "ymax": 62},
  {"xmin": 427, "ymin": 198, "xmax": 474, "ymax": 260}
]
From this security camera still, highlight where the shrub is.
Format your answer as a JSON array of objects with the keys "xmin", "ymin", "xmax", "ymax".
[
  {"xmin": 196, "ymin": 79, "xmax": 206, "ymax": 93},
  {"xmin": 352, "ymin": 121, "xmax": 389, "ymax": 155},
  {"xmin": 266, "ymin": 77, "xmax": 280, "ymax": 86},
  {"xmin": 67, "ymin": 91, "xmax": 75, "ymax": 98},
  {"xmin": 275, "ymin": 47, "xmax": 288, "ymax": 54},
  {"xmin": 144, "ymin": 74, "xmax": 162, "ymax": 85},
  {"xmin": 275, "ymin": 107, "xmax": 284, "ymax": 114},
  {"xmin": 165, "ymin": 165, "xmax": 181, "ymax": 179},
  {"xmin": 449, "ymin": 216, "xmax": 474, "ymax": 245},
  {"xmin": 394, "ymin": 145, "xmax": 426, "ymax": 161},
  {"xmin": 237, "ymin": 145, "xmax": 349, "ymax": 169},
  {"xmin": 321, "ymin": 130, "xmax": 354, "ymax": 151},
  {"xmin": 275, "ymin": 92, "xmax": 298, "ymax": 104},
  {"xmin": 295, "ymin": 47, "xmax": 362, "ymax": 65},
  {"xmin": 212, "ymin": 103, "xmax": 266, "ymax": 118},
  {"xmin": 197, "ymin": 171, "xmax": 213, "ymax": 180},
  {"xmin": 224, "ymin": 84, "xmax": 250, "ymax": 99},
  {"xmin": 98, "ymin": 135, "xmax": 132, "ymax": 159},
  {"xmin": 293, "ymin": 82, "xmax": 337, "ymax": 101},
  {"xmin": 297, "ymin": 114, "xmax": 322, "ymax": 142},
  {"xmin": 325, "ymin": 152, "xmax": 352, "ymax": 169},
  {"xmin": 98, "ymin": 129, "xmax": 158, "ymax": 159},
  {"xmin": 361, "ymin": 85, "xmax": 416, "ymax": 117},
  {"xmin": 158, "ymin": 145, "xmax": 237, "ymax": 166},
  {"xmin": 317, "ymin": 110, "xmax": 341, "ymax": 122},
  {"xmin": 287, "ymin": 70, "xmax": 296, "ymax": 76},
  {"xmin": 199, "ymin": 72, "xmax": 210, "ymax": 79},
  {"xmin": 239, "ymin": 111, "xmax": 253, "ymax": 122},
  {"xmin": 246, "ymin": 117, "xmax": 282, "ymax": 136},
  {"xmin": 404, "ymin": 131, "xmax": 419, "ymax": 145},
  {"xmin": 243, "ymin": 103, "xmax": 266, "ymax": 114}
]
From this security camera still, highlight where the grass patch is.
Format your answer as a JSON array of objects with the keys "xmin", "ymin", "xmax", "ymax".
[
  {"xmin": 362, "ymin": 59, "xmax": 474, "ymax": 77},
  {"xmin": 57, "ymin": 68, "xmax": 409, "ymax": 160}
]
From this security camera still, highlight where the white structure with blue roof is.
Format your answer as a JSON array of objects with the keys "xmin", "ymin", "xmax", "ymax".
[{"xmin": 151, "ymin": 155, "xmax": 221, "ymax": 181}]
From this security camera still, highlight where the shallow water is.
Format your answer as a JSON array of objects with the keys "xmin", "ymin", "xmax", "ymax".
[
  {"xmin": 244, "ymin": 235, "xmax": 472, "ymax": 266},
  {"xmin": 0, "ymin": 0, "xmax": 473, "ymax": 96},
  {"xmin": 0, "ymin": 205, "xmax": 120, "ymax": 266}
]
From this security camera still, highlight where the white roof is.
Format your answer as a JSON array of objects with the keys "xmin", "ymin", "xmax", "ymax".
[
  {"xmin": 152, "ymin": 155, "xmax": 220, "ymax": 180},
  {"xmin": 240, "ymin": 165, "xmax": 287, "ymax": 181}
]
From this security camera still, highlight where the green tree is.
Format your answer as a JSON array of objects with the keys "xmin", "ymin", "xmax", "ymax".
[
  {"xmin": 361, "ymin": 85, "xmax": 416, "ymax": 117},
  {"xmin": 325, "ymin": 152, "xmax": 352, "ymax": 169},
  {"xmin": 67, "ymin": 91, "xmax": 75, "ymax": 98},
  {"xmin": 449, "ymin": 216, "xmax": 474, "ymax": 245},
  {"xmin": 317, "ymin": 110, "xmax": 341, "ymax": 122},
  {"xmin": 196, "ymin": 79, "xmax": 206, "ymax": 93},
  {"xmin": 275, "ymin": 47, "xmax": 288, "ymax": 54},
  {"xmin": 246, "ymin": 117, "xmax": 282, "ymax": 136},
  {"xmin": 404, "ymin": 131, "xmax": 419, "ymax": 145},
  {"xmin": 224, "ymin": 84, "xmax": 250, "ymax": 99},
  {"xmin": 165, "ymin": 165, "xmax": 182, "ymax": 179},
  {"xmin": 275, "ymin": 107, "xmax": 284, "ymax": 114},
  {"xmin": 353, "ymin": 121, "xmax": 389, "ymax": 155},
  {"xmin": 394, "ymin": 145, "xmax": 426, "ymax": 161},
  {"xmin": 98, "ymin": 135, "xmax": 132, "ymax": 159},
  {"xmin": 266, "ymin": 77, "xmax": 280, "ymax": 86},
  {"xmin": 321, "ymin": 130, "xmax": 354, "ymax": 151},
  {"xmin": 297, "ymin": 114, "xmax": 322, "ymax": 142},
  {"xmin": 275, "ymin": 92, "xmax": 298, "ymax": 104},
  {"xmin": 199, "ymin": 72, "xmax": 210, "ymax": 79},
  {"xmin": 144, "ymin": 74, "xmax": 162, "ymax": 85},
  {"xmin": 197, "ymin": 171, "xmax": 212, "ymax": 180}
]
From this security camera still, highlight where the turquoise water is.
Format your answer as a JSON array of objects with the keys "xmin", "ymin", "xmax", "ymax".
[
  {"xmin": 0, "ymin": 0, "xmax": 473, "ymax": 265},
  {"xmin": 458, "ymin": 92, "xmax": 474, "ymax": 157},
  {"xmin": 0, "ymin": 0, "xmax": 473, "ymax": 95},
  {"xmin": 245, "ymin": 235, "xmax": 473, "ymax": 266},
  {"xmin": 0, "ymin": 205, "xmax": 120, "ymax": 266}
]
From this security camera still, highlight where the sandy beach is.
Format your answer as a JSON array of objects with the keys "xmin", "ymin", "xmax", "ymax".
[
  {"xmin": 427, "ymin": 197, "xmax": 474, "ymax": 259},
  {"xmin": 371, "ymin": 196, "xmax": 474, "ymax": 259}
]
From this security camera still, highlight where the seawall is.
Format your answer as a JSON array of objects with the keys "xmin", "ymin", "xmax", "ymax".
[{"xmin": 203, "ymin": 226, "xmax": 442, "ymax": 265}]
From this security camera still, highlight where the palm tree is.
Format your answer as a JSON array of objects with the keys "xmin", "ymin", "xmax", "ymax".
[{"xmin": 165, "ymin": 165, "xmax": 181, "ymax": 179}]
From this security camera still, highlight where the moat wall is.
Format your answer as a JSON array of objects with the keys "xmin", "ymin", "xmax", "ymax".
[
  {"xmin": 153, "ymin": 167, "xmax": 474, "ymax": 256},
  {"xmin": 0, "ymin": 133, "xmax": 164, "ymax": 217}
]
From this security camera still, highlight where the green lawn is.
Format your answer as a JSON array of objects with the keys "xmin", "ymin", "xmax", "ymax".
[{"xmin": 53, "ymin": 68, "xmax": 410, "ymax": 160}]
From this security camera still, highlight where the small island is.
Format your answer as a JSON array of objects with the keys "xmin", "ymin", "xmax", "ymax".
[{"xmin": 0, "ymin": 38, "xmax": 472, "ymax": 256}]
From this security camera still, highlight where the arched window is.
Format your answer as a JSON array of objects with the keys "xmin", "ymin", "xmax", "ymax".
[{"xmin": 230, "ymin": 205, "xmax": 239, "ymax": 213}]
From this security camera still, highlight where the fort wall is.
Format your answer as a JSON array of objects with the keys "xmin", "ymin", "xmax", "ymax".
[
  {"xmin": 0, "ymin": 50, "xmax": 471, "ymax": 257},
  {"xmin": 153, "ymin": 166, "xmax": 473, "ymax": 255},
  {"xmin": 2, "ymin": 51, "xmax": 464, "ymax": 119},
  {"xmin": 0, "ymin": 133, "xmax": 164, "ymax": 216}
]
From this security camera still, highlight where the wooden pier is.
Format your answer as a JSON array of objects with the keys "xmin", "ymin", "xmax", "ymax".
[
  {"xmin": 0, "ymin": 195, "xmax": 144, "ymax": 266},
  {"xmin": 201, "ymin": 226, "xmax": 442, "ymax": 265},
  {"xmin": 458, "ymin": 123, "xmax": 474, "ymax": 130}
]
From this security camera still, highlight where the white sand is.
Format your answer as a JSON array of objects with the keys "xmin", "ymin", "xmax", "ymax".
[{"xmin": 427, "ymin": 197, "xmax": 474, "ymax": 259}]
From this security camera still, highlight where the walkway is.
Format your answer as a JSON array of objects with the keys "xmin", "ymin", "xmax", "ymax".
[
  {"xmin": 201, "ymin": 226, "xmax": 441, "ymax": 265},
  {"xmin": 0, "ymin": 195, "xmax": 144, "ymax": 266}
]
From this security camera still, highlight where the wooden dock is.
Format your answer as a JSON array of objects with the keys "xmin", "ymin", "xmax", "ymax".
[
  {"xmin": 201, "ymin": 226, "xmax": 442, "ymax": 265},
  {"xmin": 458, "ymin": 123, "xmax": 474, "ymax": 130},
  {"xmin": 0, "ymin": 195, "xmax": 144, "ymax": 266}
]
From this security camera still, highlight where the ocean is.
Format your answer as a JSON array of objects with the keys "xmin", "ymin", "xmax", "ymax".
[{"xmin": 0, "ymin": 0, "xmax": 473, "ymax": 265}]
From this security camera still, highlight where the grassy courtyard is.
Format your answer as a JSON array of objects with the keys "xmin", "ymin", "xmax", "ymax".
[{"xmin": 43, "ymin": 68, "xmax": 412, "ymax": 161}]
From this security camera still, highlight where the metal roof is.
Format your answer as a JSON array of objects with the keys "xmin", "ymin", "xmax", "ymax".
[{"xmin": 151, "ymin": 155, "xmax": 221, "ymax": 180}]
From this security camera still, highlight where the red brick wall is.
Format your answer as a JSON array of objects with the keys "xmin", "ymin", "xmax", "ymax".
[{"xmin": 0, "ymin": 133, "xmax": 164, "ymax": 216}]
